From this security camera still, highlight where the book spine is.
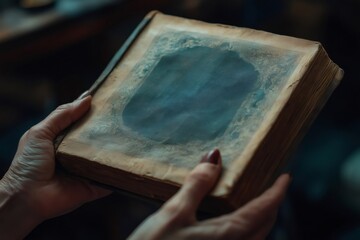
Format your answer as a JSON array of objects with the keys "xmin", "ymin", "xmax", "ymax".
[
  {"xmin": 54, "ymin": 11, "xmax": 158, "ymax": 151},
  {"xmin": 88, "ymin": 11, "xmax": 158, "ymax": 95}
]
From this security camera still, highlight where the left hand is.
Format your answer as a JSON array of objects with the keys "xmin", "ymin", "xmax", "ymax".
[{"xmin": 0, "ymin": 96, "xmax": 111, "ymax": 239}]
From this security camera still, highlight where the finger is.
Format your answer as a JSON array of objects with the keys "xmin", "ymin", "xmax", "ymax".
[
  {"xmin": 61, "ymin": 176, "xmax": 112, "ymax": 203},
  {"xmin": 234, "ymin": 173, "xmax": 291, "ymax": 220},
  {"xmin": 246, "ymin": 216, "xmax": 278, "ymax": 240},
  {"xmin": 226, "ymin": 174, "xmax": 291, "ymax": 238},
  {"xmin": 195, "ymin": 174, "xmax": 290, "ymax": 239},
  {"xmin": 37, "ymin": 96, "xmax": 92, "ymax": 140},
  {"xmin": 37, "ymin": 176, "xmax": 112, "ymax": 219},
  {"xmin": 163, "ymin": 149, "xmax": 222, "ymax": 220}
]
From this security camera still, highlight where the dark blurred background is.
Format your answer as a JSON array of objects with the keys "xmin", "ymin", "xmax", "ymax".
[{"xmin": 0, "ymin": 0, "xmax": 359, "ymax": 239}]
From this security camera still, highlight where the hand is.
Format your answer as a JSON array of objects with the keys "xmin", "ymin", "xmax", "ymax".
[
  {"xmin": 0, "ymin": 96, "xmax": 111, "ymax": 239},
  {"xmin": 129, "ymin": 149, "xmax": 291, "ymax": 240}
]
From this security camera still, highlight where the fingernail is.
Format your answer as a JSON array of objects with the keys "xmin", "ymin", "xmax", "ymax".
[
  {"xmin": 200, "ymin": 149, "xmax": 221, "ymax": 165},
  {"xmin": 77, "ymin": 90, "xmax": 90, "ymax": 100}
]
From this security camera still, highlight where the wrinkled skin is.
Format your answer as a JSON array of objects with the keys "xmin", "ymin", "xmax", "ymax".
[
  {"xmin": 0, "ymin": 96, "xmax": 290, "ymax": 240},
  {"xmin": 0, "ymin": 96, "xmax": 110, "ymax": 239}
]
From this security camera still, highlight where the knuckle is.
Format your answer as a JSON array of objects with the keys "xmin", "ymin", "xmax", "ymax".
[
  {"xmin": 26, "ymin": 125, "xmax": 42, "ymax": 138},
  {"xmin": 219, "ymin": 219, "xmax": 246, "ymax": 238},
  {"xmin": 20, "ymin": 130, "xmax": 29, "ymax": 142},
  {"xmin": 224, "ymin": 219, "xmax": 235, "ymax": 229},
  {"xmin": 221, "ymin": 222, "xmax": 235, "ymax": 235},
  {"xmin": 163, "ymin": 200, "xmax": 183, "ymax": 215},
  {"xmin": 55, "ymin": 103, "xmax": 71, "ymax": 113},
  {"xmin": 162, "ymin": 199, "xmax": 190, "ymax": 220},
  {"xmin": 159, "ymin": 206, "xmax": 183, "ymax": 226},
  {"xmin": 187, "ymin": 170, "xmax": 212, "ymax": 186}
]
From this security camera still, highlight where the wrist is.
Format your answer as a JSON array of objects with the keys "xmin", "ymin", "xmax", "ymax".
[{"xmin": 0, "ymin": 178, "xmax": 43, "ymax": 239}]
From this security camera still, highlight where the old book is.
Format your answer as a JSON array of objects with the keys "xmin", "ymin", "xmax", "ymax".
[{"xmin": 56, "ymin": 11, "xmax": 343, "ymax": 213}]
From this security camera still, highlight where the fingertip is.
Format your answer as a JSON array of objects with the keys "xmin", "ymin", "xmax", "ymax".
[
  {"xmin": 275, "ymin": 173, "xmax": 292, "ymax": 190},
  {"xmin": 230, "ymin": 174, "xmax": 291, "ymax": 231},
  {"xmin": 74, "ymin": 94, "xmax": 92, "ymax": 105},
  {"xmin": 164, "ymin": 150, "xmax": 223, "ymax": 215},
  {"xmin": 242, "ymin": 174, "xmax": 291, "ymax": 211},
  {"xmin": 260, "ymin": 173, "xmax": 291, "ymax": 208},
  {"xmin": 192, "ymin": 149, "xmax": 222, "ymax": 181},
  {"xmin": 71, "ymin": 95, "xmax": 92, "ymax": 114},
  {"xmin": 41, "ymin": 96, "xmax": 93, "ymax": 138},
  {"xmin": 200, "ymin": 148, "xmax": 222, "ymax": 165},
  {"xmin": 76, "ymin": 90, "xmax": 90, "ymax": 100}
]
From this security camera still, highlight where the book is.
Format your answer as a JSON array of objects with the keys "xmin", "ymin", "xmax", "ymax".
[{"xmin": 56, "ymin": 11, "xmax": 343, "ymax": 213}]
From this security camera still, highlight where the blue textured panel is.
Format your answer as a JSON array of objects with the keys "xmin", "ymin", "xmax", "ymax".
[
  {"xmin": 123, "ymin": 46, "xmax": 258, "ymax": 144},
  {"xmin": 84, "ymin": 31, "xmax": 301, "ymax": 168}
]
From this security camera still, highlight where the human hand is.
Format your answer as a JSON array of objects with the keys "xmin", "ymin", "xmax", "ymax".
[
  {"xmin": 129, "ymin": 149, "xmax": 291, "ymax": 240},
  {"xmin": 0, "ymin": 95, "xmax": 111, "ymax": 239}
]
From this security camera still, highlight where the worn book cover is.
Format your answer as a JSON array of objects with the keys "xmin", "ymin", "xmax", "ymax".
[{"xmin": 56, "ymin": 11, "xmax": 343, "ymax": 213}]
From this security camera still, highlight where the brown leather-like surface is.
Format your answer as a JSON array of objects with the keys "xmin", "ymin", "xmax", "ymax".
[{"xmin": 56, "ymin": 11, "xmax": 343, "ymax": 213}]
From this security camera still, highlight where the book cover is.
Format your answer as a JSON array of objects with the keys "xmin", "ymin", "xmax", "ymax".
[{"xmin": 56, "ymin": 11, "xmax": 343, "ymax": 213}]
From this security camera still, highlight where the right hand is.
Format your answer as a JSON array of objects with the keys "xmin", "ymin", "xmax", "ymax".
[{"xmin": 129, "ymin": 149, "xmax": 291, "ymax": 240}]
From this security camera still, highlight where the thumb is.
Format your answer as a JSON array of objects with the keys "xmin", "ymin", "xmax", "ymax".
[
  {"xmin": 36, "ymin": 95, "xmax": 92, "ymax": 140},
  {"xmin": 163, "ymin": 149, "xmax": 222, "ymax": 219}
]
